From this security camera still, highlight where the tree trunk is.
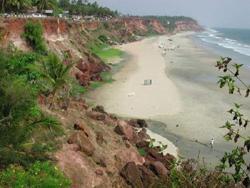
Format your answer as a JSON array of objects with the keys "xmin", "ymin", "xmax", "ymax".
[{"xmin": 2, "ymin": 0, "xmax": 5, "ymax": 13}]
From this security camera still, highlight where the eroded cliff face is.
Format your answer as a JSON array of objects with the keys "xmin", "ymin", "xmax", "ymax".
[
  {"xmin": 174, "ymin": 20, "xmax": 203, "ymax": 33},
  {"xmin": 41, "ymin": 99, "xmax": 175, "ymax": 188},
  {"xmin": 0, "ymin": 17, "xmax": 174, "ymax": 87},
  {"xmin": 0, "ymin": 16, "xmax": 202, "ymax": 50}
]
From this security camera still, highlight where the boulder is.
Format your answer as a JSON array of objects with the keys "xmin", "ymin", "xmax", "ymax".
[
  {"xmin": 148, "ymin": 161, "xmax": 169, "ymax": 177},
  {"xmin": 103, "ymin": 116, "xmax": 118, "ymax": 127},
  {"xmin": 137, "ymin": 119, "xmax": 148, "ymax": 128},
  {"xmin": 138, "ymin": 165, "xmax": 158, "ymax": 187},
  {"xmin": 124, "ymin": 140, "xmax": 131, "ymax": 148},
  {"xmin": 95, "ymin": 169, "xmax": 104, "ymax": 176},
  {"xmin": 129, "ymin": 119, "xmax": 148, "ymax": 128},
  {"xmin": 96, "ymin": 131, "xmax": 106, "ymax": 145},
  {"xmin": 115, "ymin": 148, "xmax": 145, "ymax": 168},
  {"xmin": 109, "ymin": 114, "xmax": 118, "ymax": 120},
  {"xmin": 137, "ymin": 128, "xmax": 150, "ymax": 142},
  {"xmin": 92, "ymin": 105, "xmax": 106, "ymax": 114},
  {"xmin": 136, "ymin": 140, "xmax": 149, "ymax": 148},
  {"xmin": 74, "ymin": 122, "xmax": 90, "ymax": 137},
  {"xmin": 120, "ymin": 162, "xmax": 144, "ymax": 188},
  {"xmin": 93, "ymin": 154, "xmax": 108, "ymax": 167},
  {"xmin": 87, "ymin": 111, "xmax": 106, "ymax": 121},
  {"xmin": 69, "ymin": 99, "xmax": 88, "ymax": 110},
  {"xmin": 75, "ymin": 72, "xmax": 90, "ymax": 86},
  {"xmin": 146, "ymin": 148, "xmax": 175, "ymax": 170},
  {"xmin": 114, "ymin": 120, "xmax": 136, "ymax": 141},
  {"xmin": 67, "ymin": 132, "xmax": 95, "ymax": 156}
]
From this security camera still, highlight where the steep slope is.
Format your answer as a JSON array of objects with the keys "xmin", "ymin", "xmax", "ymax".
[{"xmin": 0, "ymin": 17, "xmax": 171, "ymax": 87}]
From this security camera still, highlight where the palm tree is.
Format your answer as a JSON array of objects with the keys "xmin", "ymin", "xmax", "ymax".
[
  {"xmin": 0, "ymin": 0, "xmax": 5, "ymax": 12},
  {"xmin": 5, "ymin": 0, "xmax": 32, "ymax": 12},
  {"xmin": 34, "ymin": 0, "xmax": 57, "ymax": 11},
  {"xmin": 39, "ymin": 53, "xmax": 73, "ymax": 107}
]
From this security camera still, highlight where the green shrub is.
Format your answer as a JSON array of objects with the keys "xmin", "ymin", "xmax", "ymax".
[
  {"xmin": 69, "ymin": 79, "xmax": 87, "ymax": 97},
  {"xmin": 0, "ymin": 53, "xmax": 64, "ymax": 167},
  {"xmin": 88, "ymin": 42, "xmax": 123, "ymax": 62},
  {"xmin": 0, "ymin": 77, "xmax": 36, "ymax": 131},
  {"xmin": 0, "ymin": 48, "xmax": 42, "ymax": 90},
  {"xmin": 41, "ymin": 53, "xmax": 73, "ymax": 93},
  {"xmin": 23, "ymin": 21, "xmax": 47, "ymax": 54},
  {"xmin": 98, "ymin": 35, "xmax": 109, "ymax": 43},
  {"xmin": 100, "ymin": 71, "xmax": 114, "ymax": 83},
  {"xmin": 0, "ymin": 161, "xmax": 71, "ymax": 188},
  {"xmin": 89, "ymin": 81, "xmax": 103, "ymax": 90},
  {"xmin": 137, "ymin": 148, "xmax": 147, "ymax": 157},
  {"xmin": 103, "ymin": 22, "xmax": 109, "ymax": 29}
]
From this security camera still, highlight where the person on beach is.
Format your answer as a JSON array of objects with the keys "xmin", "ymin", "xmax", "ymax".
[{"xmin": 210, "ymin": 138, "xmax": 214, "ymax": 149}]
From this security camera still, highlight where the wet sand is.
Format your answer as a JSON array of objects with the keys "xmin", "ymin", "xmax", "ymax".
[{"xmin": 87, "ymin": 33, "xmax": 250, "ymax": 166}]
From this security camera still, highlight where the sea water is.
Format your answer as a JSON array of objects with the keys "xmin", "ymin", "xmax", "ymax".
[
  {"xmin": 148, "ymin": 30, "xmax": 250, "ymax": 167},
  {"xmin": 194, "ymin": 28, "xmax": 250, "ymax": 67}
]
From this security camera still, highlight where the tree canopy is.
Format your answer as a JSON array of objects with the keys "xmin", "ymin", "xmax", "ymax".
[{"xmin": 0, "ymin": 0, "xmax": 118, "ymax": 16}]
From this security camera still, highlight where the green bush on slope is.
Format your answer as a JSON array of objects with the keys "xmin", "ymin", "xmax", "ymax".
[
  {"xmin": 23, "ymin": 21, "xmax": 47, "ymax": 54},
  {"xmin": 88, "ymin": 42, "xmax": 123, "ymax": 62},
  {"xmin": 0, "ymin": 161, "xmax": 71, "ymax": 188},
  {"xmin": 0, "ymin": 46, "xmax": 66, "ymax": 171}
]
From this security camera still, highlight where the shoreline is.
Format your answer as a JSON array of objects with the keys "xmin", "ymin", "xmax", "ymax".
[
  {"xmin": 86, "ymin": 32, "xmax": 250, "ymax": 165},
  {"xmin": 86, "ymin": 35, "xmax": 183, "ymax": 157},
  {"xmin": 146, "ymin": 128, "xmax": 178, "ymax": 157}
]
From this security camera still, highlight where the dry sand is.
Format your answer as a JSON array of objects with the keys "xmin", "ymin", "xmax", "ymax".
[{"xmin": 88, "ymin": 37, "xmax": 182, "ymax": 118}]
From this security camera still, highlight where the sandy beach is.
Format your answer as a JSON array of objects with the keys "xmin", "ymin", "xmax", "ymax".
[
  {"xmin": 88, "ymin": 37, "xmax": 182, "ymax": 118},
  {"xmin": 87, "ymin": 33, "xmax": 250, "ymax": 166}
]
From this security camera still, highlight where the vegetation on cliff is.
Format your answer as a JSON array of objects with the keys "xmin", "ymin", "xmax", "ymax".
[
  {"xmin": 0, "ymin": 21, "xmax": 71, "ymax": 186},
  {"xmin": 23, "ymin": 21, "xmax": 47, "ymax": 53},
  {"xmin": 59, "ymin": 0, "xmax": 118, "ymax": 17},
  {"xmin": 143, "ymin": 16, "xmax": 201, "ymax": 32},
  {"xmin": 0, "ymin": 161, "xmax": 71, "ymax": 187},
  {"xmin": 89, "ymin": 43, "xmax": 123, "ymax": 63},
  {"xmin": 0, "ymin": 0, "xmax": 118, "ymax": 17}
]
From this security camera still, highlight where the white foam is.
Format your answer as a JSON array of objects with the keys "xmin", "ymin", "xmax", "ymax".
[{"xmin": 199, "ymin": 28, "xmax": 250, "ymax": 57}]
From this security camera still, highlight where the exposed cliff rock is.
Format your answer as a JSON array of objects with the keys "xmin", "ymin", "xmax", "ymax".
[
  {"xmin": 47, "ymin": 98, "xmax": 179, "ymax": 188},
  {"xmin": 48, "ymin": 100, "xmax": 147, "ymax": 187},
  {"xmin": 175, "ymin": 20, "xmax": 203, "ymax": 33}
]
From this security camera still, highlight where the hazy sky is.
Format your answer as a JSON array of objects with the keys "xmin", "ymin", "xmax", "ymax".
[{"xmin": 92, "ymin": 0, "xmax": 250, "ymax": 29}]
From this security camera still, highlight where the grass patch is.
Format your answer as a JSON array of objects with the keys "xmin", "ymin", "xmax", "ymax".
[
  {"xmin": 88, "ymin": 72, "xmax": 114, "ymax": 90},
  {"xmin": 138, "ymin": 148, "xmax": 147, "ymax": 157},
  {"xmin": 89, "ymin": 43, "xmax": 123, "ymax": 62},
  {"xmin": 22, "ymin": 21, "xmax": 47, "ymax": 54},
  {"xmin": 70, "ymin": 79, "xmax": 87, "ymax": 97},
  {"xmin": 0, "ymin": 161, "xmax": 71, "ymax": 187},
  {"xmin": 95, "ymin": 47, "xmax": 123, "ymax": 61},
  {"xmin": 100, "ymin": 71, "xmax": 114, "ymax": 83},
  {"xmin": 89, "ymin": 72, "xmax": 113, "ymax": 89},
  {"xmin": 89, "ymin": 81, "xmax": 103, "ymax": 90}
]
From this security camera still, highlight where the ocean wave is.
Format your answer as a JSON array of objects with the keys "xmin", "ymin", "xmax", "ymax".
[
  {"xmin": 199, "ymin": 28, "xmax": 250, "ymax": 57},
  {"xmin": 205, "ymin": 28, "xmax": 219, "ymax": 34}
]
